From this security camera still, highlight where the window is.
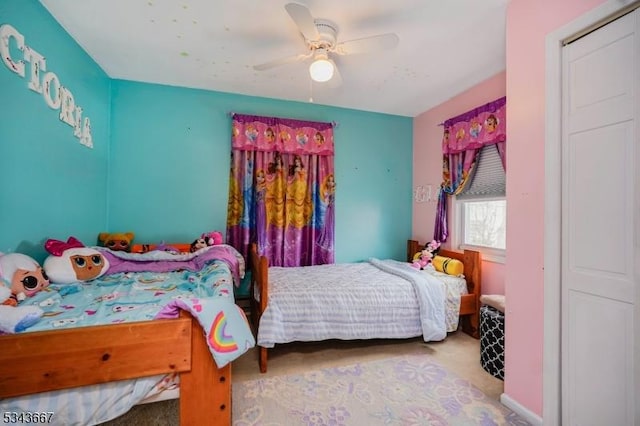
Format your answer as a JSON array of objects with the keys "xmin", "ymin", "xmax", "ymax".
[
  {"xmin": 455, "ymin": 145, "xmax": 506, "ymax": 261},
  {"xmin": 459, "ymin": 198, "xmax": 506, "ymax": 248}
]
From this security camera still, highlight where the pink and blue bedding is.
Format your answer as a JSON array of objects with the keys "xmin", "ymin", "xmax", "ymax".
[{"xmin": 0, "ymin": 244, "xmax": 255, "ymax": 425}]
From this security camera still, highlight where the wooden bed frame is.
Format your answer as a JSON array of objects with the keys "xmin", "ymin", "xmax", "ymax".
[
  {"xmin": 249, "ymin": 239, "xmax": 481, "ymax": 374},
  {"xmin": 0, "ymin": 243, "xmax": 232, "ymax": 426}
]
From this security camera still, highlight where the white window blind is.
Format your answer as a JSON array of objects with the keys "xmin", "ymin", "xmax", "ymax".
[{"xmin": 457, "ymin": 145, "xmax": 505, "ymax": 198}]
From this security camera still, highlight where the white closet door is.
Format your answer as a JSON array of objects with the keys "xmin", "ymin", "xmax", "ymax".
[{"xmin": 561, "ymin": 9, "xmax": 638, "ymax": 426}]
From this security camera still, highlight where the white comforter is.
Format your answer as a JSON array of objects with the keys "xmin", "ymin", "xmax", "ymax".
[{"xmin": 257, "ymin": 258, "xmax": 465, "ymax": 348}]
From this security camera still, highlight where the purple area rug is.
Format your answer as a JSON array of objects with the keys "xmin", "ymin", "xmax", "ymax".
[{"xmin": 232, "ymin": 354, "xmax": 530, "ymax": 425}]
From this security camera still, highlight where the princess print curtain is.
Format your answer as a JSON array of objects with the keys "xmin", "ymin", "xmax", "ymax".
[{"xmin": 226, "ymin": 114, "xmax": 336, "ymax": 267}]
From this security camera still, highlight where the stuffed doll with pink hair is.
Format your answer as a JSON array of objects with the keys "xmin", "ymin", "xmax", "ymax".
[{"xmin": 43, "ymin": 237, "xmax": 110, "ymax": 284}]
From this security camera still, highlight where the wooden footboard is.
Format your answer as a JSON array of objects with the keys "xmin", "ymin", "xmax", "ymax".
[
  {"xmin": 408, "ymin": 240, "xmax": 481, "ymax": 338},
  {"xmin": 0, "ymin": 311, "xmax": 231, "ymax": 425}
]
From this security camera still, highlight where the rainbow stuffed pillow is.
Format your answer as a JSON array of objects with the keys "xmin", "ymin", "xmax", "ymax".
[{"xmin": 432, "ymin": 255, "xmax": 464, "ymax": 276}]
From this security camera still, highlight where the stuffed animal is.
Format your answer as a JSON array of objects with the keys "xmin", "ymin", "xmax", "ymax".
[
  {"xmin": 43, "ymin": 237, "xmax": 110, "ymax": 284},
  {"xmin": 189, "ymin": 238, "xmax": 208, "ymax": 253},
  {"xmin": 190, "ymin": 231, "xmax": 223, "ymax": 253},
  {"xmin": 202, "ymin": 231, "xmax": 223, "ymax": 246},
  {"xmin": 98, "ymin": 232, "xmax": 135, "ymax": 252},
  {"xmin": 412, "ymin": 249, "xmax": 434, "ymax": 270},
  {"xmin": 432, "ymin": 255, "xmax": 464, "ymax": 276},
  {"xmin": 0, "ymin": 252, "xmax": 50, "ymax": 304},
  {"xmin": 411, "ymin": 239, "xmax": 441, "ymax": 270},
  {"xmin": 0, "ymin": 284, "xmax": 43, "ymax": 333},
  {"xmin": 425, "ymin": 240, "xmax": 441, "ymax": 255}
]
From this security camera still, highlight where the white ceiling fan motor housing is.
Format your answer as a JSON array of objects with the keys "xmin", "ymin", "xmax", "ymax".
[{"xmin": 309, "ymin": 19, "xmax": 338, "ymax": 50}]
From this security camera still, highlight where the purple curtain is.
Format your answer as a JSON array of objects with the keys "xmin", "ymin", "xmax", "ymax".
[
  {"xmin": 226, "ymin": 114, "xmax": 335, "ymax": 267},
  {"xmin": 434, "ymin": 97, "xmax": 506, "ymax": 242}
]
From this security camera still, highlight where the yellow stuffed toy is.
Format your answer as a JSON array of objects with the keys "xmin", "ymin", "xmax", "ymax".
[
  {"xmin": 98, "ymin": 232, "xmax": 135, "ymax": 252},
  {"xmin": 432, "ymin": 255, "xmax": 464, "ymax": 276}
]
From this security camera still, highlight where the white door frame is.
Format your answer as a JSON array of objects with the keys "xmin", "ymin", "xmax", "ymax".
[{"xmin": 544, "ymin": 1, "xmax": 637, "ymax": 424}]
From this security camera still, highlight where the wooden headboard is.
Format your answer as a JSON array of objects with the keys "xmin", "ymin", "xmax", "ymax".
[{"xmin": 407, "ymin": 239, "xmax": 481, "ymax": 338}]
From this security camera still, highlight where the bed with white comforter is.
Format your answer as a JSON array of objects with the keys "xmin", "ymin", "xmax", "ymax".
[{"xmin": 257, "ymin": 258, "xmax": 467, "ymax": 348}]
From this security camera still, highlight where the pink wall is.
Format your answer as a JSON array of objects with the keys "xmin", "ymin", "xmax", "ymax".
[
  {"xmin": 412, "ymin": 71, "xmax": 506, "ymax": 295},
  {"xmin": 505, "ymin": 0, "xmax": 606, "ymax": 417},
  {"xmin": 414, "ymin": 0, "xmax": 611, "ymax": 417}
]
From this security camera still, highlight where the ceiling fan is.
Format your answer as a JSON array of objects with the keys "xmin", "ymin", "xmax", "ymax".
[{"xmin": 253, "ymin": 2, "xmax": 400, "ymax": 85}]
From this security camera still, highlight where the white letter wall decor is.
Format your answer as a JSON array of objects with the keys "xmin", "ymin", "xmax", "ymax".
[
  {"xmin": 0, "ymin": 24, "xmax": 25, "ymax": 77},
  {"xmin": 73, "ymin": 106, "xmax": 83, "ymax": 138},
  {"xmin": 24, "ymin": 46, "xmax": 46, "ymax": 93},
  {"xmin": 59, "ymin": 87, "xmax": 76, "ymax": 126},
  {"xmin": 81, "ymin": 117, "xmax": 93, "ymax": 148},
  {"xmin": 42, "ymin": 72, "xmax": 61, "ymax": 109},
  {"xmin": 0, "ymin": 23, "xmax": 94, "ymax": 149},
  {"xmin": 0, "ymin": 24, "xmax": 24, "ymax": 77}
]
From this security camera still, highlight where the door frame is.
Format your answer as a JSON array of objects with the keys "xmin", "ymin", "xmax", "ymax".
[{"xmin": 544, "ymin": 1, "xmax": 638, "ymax": 424}]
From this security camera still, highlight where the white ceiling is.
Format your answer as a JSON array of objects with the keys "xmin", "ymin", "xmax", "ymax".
[{"xmin": 39, "ymin": 0, "xmax": 508, "ymax": 117}]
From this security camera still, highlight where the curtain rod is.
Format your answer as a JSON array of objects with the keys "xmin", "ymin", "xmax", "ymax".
[{"xmin": 227, "ymin": 112, "xmax": 339, "ymax": 128}]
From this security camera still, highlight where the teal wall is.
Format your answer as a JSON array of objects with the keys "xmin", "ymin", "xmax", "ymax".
[
  {"xmin": 0, "ymin": 0, "xmax": 111, "ymax": 261},
  {"xmin": 0, "ymin": 0, "xmax": 413, "ymax": 264},
  {"xmin": 109, "ymin": 81, "xmax": 413, "ymax": 263}
]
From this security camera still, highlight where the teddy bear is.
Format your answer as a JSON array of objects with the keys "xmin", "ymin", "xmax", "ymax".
[
  {"xmin": 411, "ymin": 239, "xmax": 441, "ymax": 270},
  {"xmin": 43, "ymin": 237, "xmax": 110, "ymax": 284},
  {"xmin": 98, "ymin": 232, "xmax": 135, "ymax": 252},
  {"xmin": 0, "ymin": 252, "xmax": 50, "ymax": 305}
]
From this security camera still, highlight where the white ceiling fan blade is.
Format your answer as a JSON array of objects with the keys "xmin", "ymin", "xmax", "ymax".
[
  {"xmin": 253, "ymin": 53, "xmax": 310, "ymax": 71},
  {"xmin": 335, "ymin": 33, "xmax": 399, "ymax": 55},
  {"xmin": 328, "ymin": 59, "xmax": 342, "ymax": 88},
  {"xmin": 285, "ymin": 3, "xmax": 319, "ymax": 41}
]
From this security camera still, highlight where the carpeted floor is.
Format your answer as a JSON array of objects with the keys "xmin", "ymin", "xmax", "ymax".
[
  {"xmin": 233, "ymin": 352, "xmax": 528, "ymax": 425},
  {"xmin": 102, "ymin": 331, "xmax": 508, "ymax": 425}
]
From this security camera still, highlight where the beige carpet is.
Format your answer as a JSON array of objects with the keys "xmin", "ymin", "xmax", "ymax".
[{"xmin": 101, "ymin": 331, "xmax": 503, "ymax": 425}]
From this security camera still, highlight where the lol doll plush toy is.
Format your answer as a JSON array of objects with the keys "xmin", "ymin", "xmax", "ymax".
[
  {"xmin": 0, "ymin": 252, "xmax": 47, "ymax": 333},
  {"xmin": 43, "ymin": 237, "xmax": 110, "ymax": 284},
  {"xmin": 0, "ymin": 252, "xmax": 50, "ymax": 304}
]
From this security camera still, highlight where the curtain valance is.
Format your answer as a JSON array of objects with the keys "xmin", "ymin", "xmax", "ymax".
[
  {"xmin": 231, "ymin": 113, "xmax": 335, "ymax": 155},
  {"xmin": 442, "ymin": 96, "xmax": 506, "ymax": 155}
]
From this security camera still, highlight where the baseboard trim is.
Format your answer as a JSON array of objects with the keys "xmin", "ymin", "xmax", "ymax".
[{"xmin": 500, "ymin": 393, "xmax": 543, "ymax": 426}]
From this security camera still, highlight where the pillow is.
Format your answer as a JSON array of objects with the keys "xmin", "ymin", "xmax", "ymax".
[{"xmin": 432, "ymin": 255, "xmax": 464, "ymax": 276}]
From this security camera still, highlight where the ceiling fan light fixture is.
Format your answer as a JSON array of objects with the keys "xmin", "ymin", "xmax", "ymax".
[{"xmin": 309, "ymin": 57, "xmax": 334, "ymax": 82}]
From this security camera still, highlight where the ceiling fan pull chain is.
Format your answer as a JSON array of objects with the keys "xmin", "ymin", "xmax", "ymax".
[{"xmin": 309, "ymin": 78, "xmax": 314, "ymax": 103}]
